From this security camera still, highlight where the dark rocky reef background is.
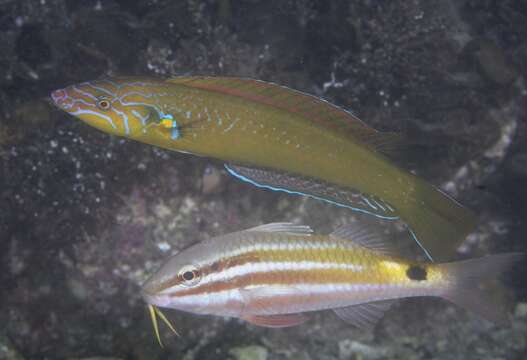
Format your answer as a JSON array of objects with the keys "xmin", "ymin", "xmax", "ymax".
[{"xmin": 1, "ymin": 1, "xmax": 526, "ymax": 359}]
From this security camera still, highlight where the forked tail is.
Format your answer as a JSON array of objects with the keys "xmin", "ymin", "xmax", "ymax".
[{"xmin": 439, "ymin": 253, "xmax": 523, "ymax": 326}]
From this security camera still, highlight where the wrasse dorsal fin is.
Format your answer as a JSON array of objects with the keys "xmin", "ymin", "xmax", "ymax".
[
  {"xmin": 242, "ymin": 313, "xmax": 309, "ymax": 328},
  {"xmin": 244, "ymin": 222, "xmax": 313, "ymax": 236},
  {"xmin": 330, "ymin": 223, "xmax": 397, "ymax": 256},
  {"xmin": 333, "ymin": 300, "xmax": 395, "ymax": 329}
]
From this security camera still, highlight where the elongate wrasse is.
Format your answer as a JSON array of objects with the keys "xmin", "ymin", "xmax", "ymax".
[
  {"xmin": 141, "ymin": 222, "xmax": 521, "ymax": 345},
  {"xmin": 51, "ymin": 77, "xmax": 476, "ymax": 260}
]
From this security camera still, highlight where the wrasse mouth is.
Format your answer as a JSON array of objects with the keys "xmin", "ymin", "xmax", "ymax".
[
  {"xmin": 50, "ymin": 88, "xmax": 74, "ymax": 111},
  {"xmin": 148, "ymin": 304, "xmax": 179, "ymax": 347}
]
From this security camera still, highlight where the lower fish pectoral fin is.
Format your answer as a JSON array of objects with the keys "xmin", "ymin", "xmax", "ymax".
[{"xmin": 242, "ymin": 313, "xmax": 309, "ymax": 328}]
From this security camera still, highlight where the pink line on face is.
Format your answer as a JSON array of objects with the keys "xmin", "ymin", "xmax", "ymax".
[{"xmin": 51, "ymin": 89, "xmax": 67, "ymax": 104}]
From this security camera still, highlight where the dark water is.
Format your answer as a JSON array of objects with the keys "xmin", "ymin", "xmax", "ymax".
[{"xmin": 1, "ymin": 1, "xmax": 526, "ymax": 359}]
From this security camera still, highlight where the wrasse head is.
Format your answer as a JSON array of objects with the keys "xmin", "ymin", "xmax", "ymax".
[{"xmin": 51, "ymin": 78, "xmax": 169, "ymax": 138}]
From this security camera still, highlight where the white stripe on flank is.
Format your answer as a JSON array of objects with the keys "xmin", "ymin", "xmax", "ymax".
[
  {"xmin": 159, "ymin": 283, "xmax": 408, "ymax": 316},
  {"xmin": 158, "ymin": 260, "xmax": 364, "ymax": 296}
]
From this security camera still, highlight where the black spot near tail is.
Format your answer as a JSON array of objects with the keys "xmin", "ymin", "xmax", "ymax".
[{"xmin": 406, "ymin": 265, "xmax": 427, "ymax": 281}]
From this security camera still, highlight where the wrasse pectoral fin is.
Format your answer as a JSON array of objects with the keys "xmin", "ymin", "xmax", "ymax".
[
  {"xmin": 242, "ymin": 313, "xmax": 309, "ymax": 328},
  {"xmin": 244, "ymin": 222, "xmax": 313, "ymax": 236},
  {"xmin": 148, "ymin": 304, "xmax": 180, "ymax": 347},
  {"xmin": 330, "ymin": 223, "xmax": 399, "ymax": 256},
  {"xmin": 333, "ymin": 300, "xmax": 395, "ymax": 329}
]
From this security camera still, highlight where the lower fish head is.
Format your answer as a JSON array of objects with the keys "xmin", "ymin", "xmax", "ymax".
[{"xmin": 142, "ymin": 243, "xmax": 219, "ymax": 315}]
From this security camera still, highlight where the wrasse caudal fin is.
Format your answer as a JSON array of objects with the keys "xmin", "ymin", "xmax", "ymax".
[
  {"xmin": 148, "ymin": 305, "xmax": 179, "ymax": 347},
  {"xmin": 440, "ymin": 253, "xmax": 524, "ymax": 326},
  {"xmin": 242, "ymin": 313, "xmax": 309, "ymax": 328},
  {"xmin": 225, "ymin": 164, "xmax": 399, "ymax": 221},
  {"xmin": 403, "ymin": 180, "xmax": 478, "ymax": 261}
]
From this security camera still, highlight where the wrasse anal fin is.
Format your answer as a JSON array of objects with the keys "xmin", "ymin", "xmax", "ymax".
[{"xmin": 225, "ymin": 164, "xmax": 399, "ymax": 221}]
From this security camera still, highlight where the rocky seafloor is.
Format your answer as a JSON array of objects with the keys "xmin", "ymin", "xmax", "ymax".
[{"xmin": 1, "ymin": 1, "xmax": 526, "ymax": 359}]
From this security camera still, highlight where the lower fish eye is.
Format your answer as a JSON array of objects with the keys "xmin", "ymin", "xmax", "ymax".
[
  {"xmin": 179, "ymin": 265, "xmax": 201, "ymax": 286},
  {"xmin": 182, "ymin": 271, "xmax": 195, "ymax": 281}
]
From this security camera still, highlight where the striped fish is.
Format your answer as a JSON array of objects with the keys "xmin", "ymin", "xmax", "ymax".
[{"xmin": 142, "ymin": 223, "xmax": 520, "ymax": 344}]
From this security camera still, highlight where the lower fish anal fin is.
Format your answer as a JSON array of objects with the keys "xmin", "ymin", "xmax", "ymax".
[
  {"xmin": 242, "ymin": 313, "xmax": 309, "ymax": 328},
  {"xmin": 225, "ymin": 164, "xmax": 399, "ymax": 220},
  {"xmin": 333, "ymin": 300, "xmax": 395, "ymax": 329}
]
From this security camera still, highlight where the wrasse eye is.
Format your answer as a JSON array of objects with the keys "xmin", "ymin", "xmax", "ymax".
[
  {"xmin": 96, "ymin": 97, "xmax": 112, "ymax": 111},
  {"xmin": 178, "ymin": 265, "xmax": 201, "ymax": 286}
]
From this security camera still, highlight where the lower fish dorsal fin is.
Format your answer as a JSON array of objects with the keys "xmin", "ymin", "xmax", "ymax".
[
  {"xmin": 330, "ymin": 223, "xmax": 397, "ymax": 256},
  {"xmin": 242, "ymin": 313, "xmax": 309, "ymax": 328},
  {"xmin": 225, "ymin": 164, "xmax": 399, "ymax": 221},
  {"xmin": 245, "ymin": 222, "xmax": 313, "ymax": 236},
  {"xmin": 333, "ymin": 300, "xmax": 395, "ymax": 329}
]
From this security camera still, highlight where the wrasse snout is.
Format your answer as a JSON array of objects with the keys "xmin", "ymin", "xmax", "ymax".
[
  {"xmin": 51, "ymin": 88, "xmax": 67, "ymax": 104},
  {"xmin": 142, "ymin": 222, "xmax": 522, "ymax": 344}
]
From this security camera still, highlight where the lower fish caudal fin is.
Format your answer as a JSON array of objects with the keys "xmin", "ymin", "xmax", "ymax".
[
  {"xmin": 439, "ymin": 253, "xmax": 524, "ymax": 326},
  {"xmin": 404, "ymin": 179, "xmax": 478, "ymax": 261}
]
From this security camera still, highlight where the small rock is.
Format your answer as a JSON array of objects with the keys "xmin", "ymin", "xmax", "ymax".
[
  {"xmin": 229, "ymin": 345, "xmax": 268, "ymax": 360},
  {"xmin": 0, "ymin": 333, "xmax": 25, "ymax": 360},
  {"xmin": 514, "ymin": 302, "xmax": 527, "ymax": 318},
  {"xmin": 338, "ymin": 339, "xmax": 386, "ymax": 360}
]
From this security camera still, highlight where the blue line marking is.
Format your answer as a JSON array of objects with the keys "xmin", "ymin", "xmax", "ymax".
[
  {"xmin": 408, "ymin": 228, "xmax": 434, "ymax": 262},
  {"xmin": 224, "ymin": 164, "xmax": 399, "ymax": 221}
]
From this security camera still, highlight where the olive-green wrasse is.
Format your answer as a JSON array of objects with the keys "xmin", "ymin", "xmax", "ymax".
[
  {"xmin": 51, "ymin": 77, "xmax": 476, "ymax": 260},
  {"xmin": 142, "ymin": 222, "xmax": 521, "ymax": 343}
]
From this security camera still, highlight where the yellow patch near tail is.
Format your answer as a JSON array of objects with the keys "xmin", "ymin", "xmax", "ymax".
[{"xmin": 148, "ymin": 305, "xmax": 179, "ymax": 347}]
